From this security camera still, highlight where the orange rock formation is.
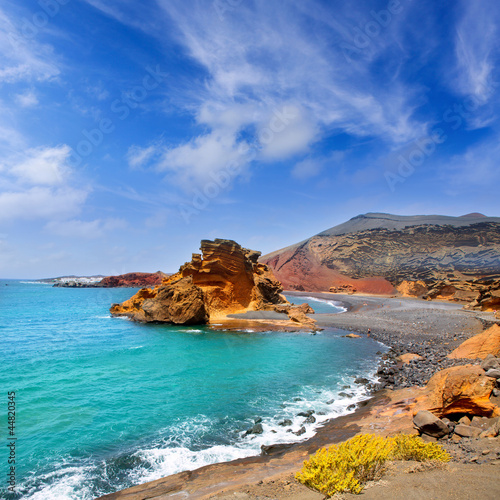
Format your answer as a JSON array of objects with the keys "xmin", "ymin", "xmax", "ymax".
[
  {"xmin": 419, "ymin": 364, "xmax": 498, "ymax": 418},
  {"xmin": 447, "ymin": 324, "xmax": 500, "ymax": 359},
  {"xmin": 110, "ymin": 239, "xmax": 290, "ymax": 324}
]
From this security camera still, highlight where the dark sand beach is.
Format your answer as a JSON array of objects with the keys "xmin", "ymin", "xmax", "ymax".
[{"xmin": 99, "ymin": 294, "xmax": 500, "ymax": 500}]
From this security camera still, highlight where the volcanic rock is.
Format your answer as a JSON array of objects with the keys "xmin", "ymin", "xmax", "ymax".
[
  {"xmin": 260, "ymin": 213, "xmax": 500, "ymax": 294},
  {"xmin": 99, "ymin": 272, "xmax": 166, "ymax": 288},
  {"xmin": 448, "ymin": 325, "xmax": 500, "ymax": 359},
  {"xmin": 422, "ymin": 364, "xmax": 498, "ymax": 418},
  {"xmin": 413, "ymin": 410, "xmax": 449, "ymax": 438},
  {"xmin": 110, "ymin": 239, "xmax": 290, "ymax": 325}
]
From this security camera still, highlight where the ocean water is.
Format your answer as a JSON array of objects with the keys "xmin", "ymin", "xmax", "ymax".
[{"xmin": 1, "ymin": 281, "xmax": 385, "ymax": 499}]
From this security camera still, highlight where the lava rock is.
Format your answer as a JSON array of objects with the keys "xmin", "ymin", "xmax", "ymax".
[{"xmin": 413, "ymin": 410, "xmax": 449, "ymax": 438}]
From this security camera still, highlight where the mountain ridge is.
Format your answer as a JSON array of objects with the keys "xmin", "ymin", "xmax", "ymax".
[{"xmin": 260, "ymin": 213, "xmax": 500, "ymax": 299}]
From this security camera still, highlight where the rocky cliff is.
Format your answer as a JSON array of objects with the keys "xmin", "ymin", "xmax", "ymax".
[
  {"xmin": 99, "ymin": 272, "xmax": 167, "ymax": 288},
  {"xmin": 53, "ymin": 272, "xmax": 167, "ymax": 288},
  {"xmin": 110, "ymin": 239, "xmax": 291, "ymax": 325},
  {"xmin": 260, "ymin": 213, "xmax": 500, "ymax": 300}
]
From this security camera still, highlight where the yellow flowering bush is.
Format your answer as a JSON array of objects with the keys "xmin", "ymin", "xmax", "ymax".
[{"xmin": 295, "ymin": 433, "xmax": 450, "ymax": 496}]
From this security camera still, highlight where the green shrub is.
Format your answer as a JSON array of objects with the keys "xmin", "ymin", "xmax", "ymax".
[{"xmin": 295, "ymin": 433, "xmax": 450, "ymax": 497}]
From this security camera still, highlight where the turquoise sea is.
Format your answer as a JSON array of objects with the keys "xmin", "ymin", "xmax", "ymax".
[{"xmin": 1, "ymin": 281, "xmax": 385, "ymax": 499}]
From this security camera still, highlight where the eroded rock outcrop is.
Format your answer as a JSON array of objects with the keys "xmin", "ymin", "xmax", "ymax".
[
  {"xmin": 448, "ymin": 324, "xmax": 500, "ymax": 360},
  {"xmin": 110, "ymin": 239, "xmax": 291, "ymax": 325},
  {"xmin": 420, "ymin": 364, "xmax": 498, "ymax": 418}
]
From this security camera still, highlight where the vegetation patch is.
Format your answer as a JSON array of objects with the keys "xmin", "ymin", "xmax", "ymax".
[{"xmin": 295, "ymin": 433, "xmax": 450, "ymax": 496}]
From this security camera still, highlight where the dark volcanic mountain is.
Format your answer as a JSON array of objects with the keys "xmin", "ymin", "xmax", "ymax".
[{"xmin": 260, "ymin": 213, "xmax": 500, "ymax": 296}]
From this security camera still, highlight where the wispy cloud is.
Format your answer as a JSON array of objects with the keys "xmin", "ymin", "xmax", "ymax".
[
  {"xmin": 0, "ymin": 7, "xmax": 60, "ymax": 83},
  {"xmin": 0, "ymin": 145, "xmax": 89, "ymax": 222},
  {"xmin": 15, "ymin": 89, "xmax": 39, "ymax": 107},
  {"xmin": 118, "ymin": 0, "xmax": 430, "ymax": 186},
  {"xmin": 453, "ymin": 0, "xmax": 500, "ymax": 102}
]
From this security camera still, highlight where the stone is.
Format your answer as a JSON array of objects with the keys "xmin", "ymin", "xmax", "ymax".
[
  {"xmin": 293, "ymin": 426, "xmax": 306, "ymax": 436},
  {"xmin": 458, "ymin": 416, "xmax": 471, "ymax": 425},
  {"xmin": 485, "ymin": 369, "xmax": 500, "ymax": 379},
  {"xmin": 326, "ymin": 399, "xmax": 335, "ymax": 405},
  {"xmin": 244, "ymin": 423, "xmax": 263, "ymax": 436},
  {"xmin": 110, "ymin": 239, "xmax": 289, "ymax": 325},
  {"xmin": 454, "ymin": 424, "xmax": 482, "ymax": 438},
  {"xmin": 304, "ymin": 415, "xmax": 316, "ymax": 424},
  {"xmin": 398, "ymin": 353, "xmax": 424, "ymax": 364},
  {"xmin": 422, "ymin": 365, "xmax": 499, "ymax": 418},
  {"xmin": 479, "ymin": 419, "xmax": 500, "ymax": 438},
  {"xmin": 413, "ymin": 410, "xmax": 449, "ymax": 438},
  {"xmin": 278, "ymin": 419, "xmax": 292, "ymax": 427},
  {"xmin": 355, "ymin": 377, "xmax": 370, "ymax": 385},
  {"xmin": 481, "ymin": 355, "xmax": 500, "ymax": 371},
  {"xmin": 448, "ymin": 325, "xmax": 500, "ymax": 360},
  {"xmin": 297, "ymin": 410, "xmax": 314, "ymax": 417},
  {"xmin": 260, "ymin": 443, "xmax": 294, "ymax": 456}
]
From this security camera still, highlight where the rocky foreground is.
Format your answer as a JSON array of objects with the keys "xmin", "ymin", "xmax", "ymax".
[
  {"xmin": 110, "ymin": 239, "xmax": 315, "ymax": 327},
  {"xmin": 99, "ymin": 294, "xmax": 500, "ymax": 500}
]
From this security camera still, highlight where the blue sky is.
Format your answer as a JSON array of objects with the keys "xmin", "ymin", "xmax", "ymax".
[{"xmin": 0, "ymin": 0, "xmax": 499, "ymax": 278}]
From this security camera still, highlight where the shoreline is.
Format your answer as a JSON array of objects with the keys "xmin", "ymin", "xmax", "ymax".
[{"xmin": 98, "ymin": 292, "xmax": 499, "ymax": 500}]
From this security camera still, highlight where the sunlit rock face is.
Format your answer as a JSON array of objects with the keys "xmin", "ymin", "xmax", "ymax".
[{"xmin": 110, "ymin": 239, "xmax": 288, "ymax": 324}]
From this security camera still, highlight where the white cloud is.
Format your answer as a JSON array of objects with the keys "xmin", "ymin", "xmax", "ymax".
[
  {"xmin": 454, "ymin": 1, "xmax": 499, "ymax": 102},
  {"xmin": 124, "ymin": 0, "xmax": 430, "ymax": 187},
  {"xmin": 15, "ymin": 90, "xmax": 39, "ymax": 108},
  {"xmin": 5, "ymin": 145, "xmax": 72, "ymax": 185},
  {"xmin": 158, "ymin": 130, "xmax": 247, "ymax": 188},
  {"xmin": 0, "ymin": 145, "xmax": 90, "ymax": 224},
  {"xmin": 0, "ymin": 186, "xmax": 87, "ymax": 222},
  {"xmin": 258, "ymin": 105, "xmax": 318, "ymax": 160},
  {"xmin": 0, "ymin": 8, "xmax": 60, "ymax": 83},
  {"xmin": 127, "ymin": 145, "xmax": 158, "ymax": 169},
  {"xmin": 292, "ymin": 158, "xmax": 323, "ymax": 180}
]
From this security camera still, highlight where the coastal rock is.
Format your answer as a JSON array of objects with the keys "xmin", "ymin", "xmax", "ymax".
[
  {"xmin": 481, "ymin": 355, "xmax": 500, "ymax": 371},
  {"xmin": 448, "ymin": 325, "xmax": 500, "ymax": 359},
  {"xmin": 422, "ymin": 365, "xmax": 499, "ymax": 418},
  {"xmin": 110, "ymin": 276, "xmax": 208, "ymax": 324},
  {"xmin": 110, "ymin": 239, "xmax": 289, "ymax": 325},
  {"xmin": 244, "ymin": 423, "xmax": 263, "ymax": 436},
  {"xmin": 485, "ymin": 369, "xmax": 500, "ymax": 379},
  {"xmin": 99, "ymin": 272, "xmax": 166, "ymax": 288},
  {"xmin": 398, "ymin": 353, "xmax": 424, "ymax": 364},
  {"xmin": 454, "ymin": 424, "xmax": 482, "ymax": 438},
  {"xmin": 413, "ymin": 410, "xmax": 449, "ymax": 438}
]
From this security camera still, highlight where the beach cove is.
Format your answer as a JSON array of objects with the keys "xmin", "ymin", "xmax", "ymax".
[
  {"xmin": 2, "ymin": 282, "xmax": 382, "ymax": 500},
  {"xmin": 98, "ymin": 293, "xmax": 500, "ymax": 500}
]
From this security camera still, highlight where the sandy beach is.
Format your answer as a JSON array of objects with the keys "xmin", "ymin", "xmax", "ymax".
[{"xmin": 98, "ymin": 293, "xmax": 500, "ymax": 500}]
